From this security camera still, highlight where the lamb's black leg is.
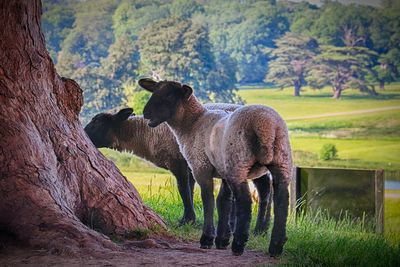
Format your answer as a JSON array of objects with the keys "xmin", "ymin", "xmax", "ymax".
[
  {"xmin": 198, "ymin": 178, "xmax": 215, "ymax": 249},
  {"xmin": 171, "ymin": 166, "xmax": 196, "ymax": 225},
  {"xmin": 268, "ymin": 165, "xmax": 290, "ymax": 257},
  {"xmin": 188, "ymin": 169, "xmax": 196, "ymax": 206},
  {"xmin": 230, "ymin": 181, "xmax": 252, "ymax": 256},
  {"xmin": 229, "ymin": 198, "xmax": 236, "ymax": 233},
  {"xmin": 253, "ymin": 174, "xmax": 272, "ymax": 234},
  {"xmin": 215, "ymin": 180, "xmax": 233, "ymax": 249}
]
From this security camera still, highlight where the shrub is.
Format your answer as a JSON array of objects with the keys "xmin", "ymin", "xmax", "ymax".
[{"xmin": 320, "ymin": 143, "xmax": 338, "ymax": 160}]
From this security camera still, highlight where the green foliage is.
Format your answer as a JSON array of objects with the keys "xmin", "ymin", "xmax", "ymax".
[
  {"xmin": 265, "ymin": 33, "xmax": 318, "ymax": 96},
  {"xmin": 169, "ymin": 0, "xmax": 204, "ymax": 19},
  {"xmin": 100, "ymin": 34, "xmax": 140, "ymax": 83},
  {"xmin": 138, "ymin": 17, "xmax": 212, "ymax": 100},
  {"xmin": 309, "ymin": 2, "xmax": 373, "ymax": 47},
  {"xmin": 138, "ymin": 17, "xmax": 239, "ymax": 102},
  {"xmin": 306, "ymin": 45, "xmax": 379, "ymax": 98},
  {"xmin": 42, "ymin": 4, "xmax": 75, "ymax": 61},
  {"xmin": 124, "ymin": 84, "xmax": 151, "ymax": 115},
  {"xmin": 320, "ymin": 143, "xmax": 338, "ymax": 160},
  {"xmin": 207, "ymin": 0, "xmax": 289, "ymax": 83},
  {"xmin": 41, "ymin": 0, "xmax": 400, "ymax": 122},
  {"xmin": 76, "ymin": 64, "xmax": 126, "ymax": 124},
  {"xmin": 112, "ymin": 0, "xmax": 170, "ymax": 39},
  {"xmin": 56, "ymin": 0, "xmax": 118, "ymax": 76}
]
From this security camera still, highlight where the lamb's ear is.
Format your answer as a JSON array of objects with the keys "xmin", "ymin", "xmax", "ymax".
[
  {"xmin": 114, "ymin": 108, "xmax": 134, "ymax": 122},
  {"xmin": 182, "ymin": 84, "xmax": 193, "ymax": 100},
  {"xmin": 138, "ymin": 78, "xmax": 158, "ymax": 93}
]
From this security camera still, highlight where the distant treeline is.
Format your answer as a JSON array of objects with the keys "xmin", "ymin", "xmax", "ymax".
[{"xmin": 42, "ymin": 0, "xmax": 400, "ymax": 121}]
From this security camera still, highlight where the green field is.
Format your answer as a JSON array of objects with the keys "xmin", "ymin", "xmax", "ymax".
[
  {"xmin": 100, "ymin": 84, "xmax": 400, "ymax": 266},
  {"xmin": 237, "ymin": 85, "xmax": 400, "ymax": 171}
]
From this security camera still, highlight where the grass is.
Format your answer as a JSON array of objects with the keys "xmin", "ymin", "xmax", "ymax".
[
  {"xmin": 237, "ymin": 85, "xmax": 400, "ymax": 119},
  {"xmin": 385, "ymin": 190, "xmax": 400, "ymax": 242},
  {"xmin": 291, "ymin": 138, "xmax": 400, "ymax": 165},
  {"xmin": 238, "ymin": 84, "xmax": 400, "ymax": 171},
  {"xmin": 287, "ymin": 109, "xmax": 400, "ymax": 139},
  {"xmin": 127, "ymin": 174, "xmax": 400, "ymax": 267}
]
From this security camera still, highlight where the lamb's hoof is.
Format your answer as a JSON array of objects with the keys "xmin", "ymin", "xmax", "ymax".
[
  {"xmin": 268, "ymin": 245, "xmax": 283, "ymax": 257},
  {"xmin": 178, "ymin": 217, "xmax": 195, "ymax": 226},
  {"xmin": 215, "ymin": 237, "xmax": 230, "ymax": 249},
  {"xmin": 231, "ymin": 238, "xmax": 245, "ymax": 256},
  {"xmin": 268, "ymin": 237, "xmax": 287, "ymax": 257},
  {"xmin": 200, "ymin": 234, "xmax": 214, "ymax": 249}
]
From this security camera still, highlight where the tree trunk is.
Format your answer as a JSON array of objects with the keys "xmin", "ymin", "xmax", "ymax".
[
  {"xmin": 332, "ymin": 86, "xmax": 342, "ymax": 99},
  {"xmin": 293, "ymin": 80, "xmax": 301, "ymax": 97},
  {"xmin": 0, "ymin": 0, "xmax": 164, "ymax": 255},
  {"xmin": 379, "ymin": 80, "xmax": 385, "ymax": 90}
]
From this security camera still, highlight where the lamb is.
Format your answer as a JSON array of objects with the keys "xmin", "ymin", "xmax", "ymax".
[
  {"xmin": 140, "ymin": 78, "xmax": 292, "ymax": 257},
  {"xmin": 84, "ymin": 104, "xmax": 272, "ymax": 229}
]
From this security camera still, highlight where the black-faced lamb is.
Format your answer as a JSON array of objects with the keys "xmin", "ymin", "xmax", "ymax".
[
  {"xmin": 140, "ymin": 78, "xmax": 292, "ymax": 257},
  {"xmin": 84, "ymin": 105, "xmax": 272, "ymax": 229}
]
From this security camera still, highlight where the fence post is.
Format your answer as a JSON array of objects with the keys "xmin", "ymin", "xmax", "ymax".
[
  {"xmin": 290, "ymin": 166, "xmax": 298, "ymax": 215},
  {"xmin": 375, "ymin": 169, "xmax": 384, "ymax": 234}
]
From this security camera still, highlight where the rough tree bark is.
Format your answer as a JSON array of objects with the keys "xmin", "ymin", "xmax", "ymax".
[{"xmin": 0, "ymin": 0, "xmax": 164, "ymax": 255}]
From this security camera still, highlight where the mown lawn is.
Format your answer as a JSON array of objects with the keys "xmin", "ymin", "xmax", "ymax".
[
  {"xmin": 291, "ymin": 137, "xmax": 400, "ymax": 166},
  {"xmin": 237, "ymin": 84, "xmax": 400, "ymax": 171},
  {"xmin": 237, "ymin": 85, "xmax": 400, "ymax": 119}
]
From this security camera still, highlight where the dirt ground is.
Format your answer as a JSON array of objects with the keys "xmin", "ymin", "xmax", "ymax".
[{"xmin": 0, "ymin": 240, "xmax": 278, "ymax": 267}]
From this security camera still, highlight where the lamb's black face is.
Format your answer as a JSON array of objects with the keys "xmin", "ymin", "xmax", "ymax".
[
  {"xmin": 84, "ymin": 108, "xmax": 134, "ymax": 148},
  {"xmin": 140, "ymin": 78, "xmax": 192, "ymax": 128}
]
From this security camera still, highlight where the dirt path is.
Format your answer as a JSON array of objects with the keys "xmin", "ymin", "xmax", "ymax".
[
  {"xmin": 0, "ymin": 242, "xmax": 278, "ymax": 267},
  {"xmin": 286, "ymin": 105, "xmax": 400, "ymax": 121}
]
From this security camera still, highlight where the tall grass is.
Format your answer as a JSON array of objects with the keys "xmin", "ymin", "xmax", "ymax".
[
  {"xmin": 273, "ymin": 211, "xmax": 400, "ymax": 267},
  {"xmin": 135, "ymin": 177, "xmax": 400, "ymax": 267}
]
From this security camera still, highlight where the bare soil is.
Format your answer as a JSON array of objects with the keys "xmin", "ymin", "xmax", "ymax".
[{"xmin": 0, "ymin": 240, "xmax": 277, "ymax": 267}]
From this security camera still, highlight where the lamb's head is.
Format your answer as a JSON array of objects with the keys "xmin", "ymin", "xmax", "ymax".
[
  {"xmin": 139, "ymin": 78, "xmax": 193, "ymax": 127},
  {"xmin": 84, "ymin": 108, "xmax": 134, "ymax": 148}
]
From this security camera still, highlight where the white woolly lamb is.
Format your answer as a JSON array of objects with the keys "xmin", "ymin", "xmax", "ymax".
[
  {"xmin": 84, "ymin": 105, "xmax": 272, "ymax": 229},
  {"xmin": 140, "ymin": 79, "xmax": 292, "ymax": 257}
]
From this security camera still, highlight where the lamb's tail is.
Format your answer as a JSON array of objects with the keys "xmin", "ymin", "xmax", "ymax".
[
  {"xmin": 252, "ymin": 114, "xmax": 292, "ymax": 170},
  {"xmin": 254, "ymin": 122, "xmax": 293, "ymax": 186}
]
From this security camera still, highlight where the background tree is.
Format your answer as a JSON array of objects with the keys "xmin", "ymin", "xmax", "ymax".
[
  {"xmin": 369, "ymin": 0, "xmax": 400, "ymax": 89},
  {"xmin": 207, "ymin": 0, "xmax": 288, "ymax": 83},
  {"xmin": 41, "ymin": 3, "xmax": 75, "ymax": 61},
  {"xmin": 0, "ymin": 0, "xmax": 164, "ymax": 254},
  {"xmin": 265, "ymin": 33, "xmax": 319, "ymax": 96},
  {"xmin": 100, "ymin": 35, "xmax": 140, "ymax": 83},
  {"xmin": 306, "ymin": 45, "xmax": 378, "ymax": 99},
  {"xmin": 309, "ymin": 1, "xmax": 373, "ymax": 47},
  {"xmin": 287, "ymin": 2, "xmax": 319, "ymax": 36},
  {"xmin": 74, "ymin": 63, "xmax": 126, "ymax": 124},
  {"xmin": 374, "ymin": 52, "xmax": 400, "ymax": 90},
  {"xmin": 56, "ymin": 0, "xmax": 118, "ymax": 77},
  {"xmin": 138, "ymin": 17, "xmax": 234, "ymax": 101},
  {"xmin": 39, "ymin": 0, "xmax": 400, "ymax": 116}
]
